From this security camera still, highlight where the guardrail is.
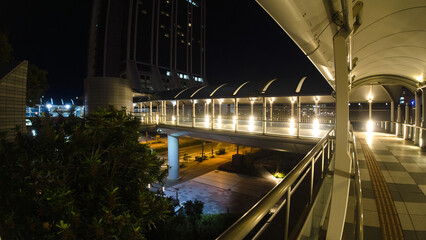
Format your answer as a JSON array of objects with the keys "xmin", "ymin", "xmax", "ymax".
[
  {"xmin": 349, "ymin": 126, "xmax": 364, "ymax": 240},
  {"xmin": 216, "ymin": 128, "xmax": 335, "ymax": 240}
]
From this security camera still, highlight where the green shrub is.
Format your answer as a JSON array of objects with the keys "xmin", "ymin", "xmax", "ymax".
[
  {"xmin": 0, "ymin": 109, "xmax": 171, "ymax": 239},
  {"xmin": 215, "ymin": 148, "xmax": 226, "ymax": 155},
  {"xmin": 195, "ymin": 155, "xmax": 207, "ymax": 162}
]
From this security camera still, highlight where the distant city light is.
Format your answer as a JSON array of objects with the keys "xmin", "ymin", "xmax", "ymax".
[
  {"xmin": 249, "ymin": 116, "xmax": 254, "ymax": 132},
  {"xmin": 65, "ymin": 104, "xmax": 71, "ymax": 110},
  {"xmin": 32, "ymin": 130, "xmax": 37, "ymax": 136},
  {"xmin": 46, "ymin": 104, "xmax": 52, "ymax": 109},
  {"xmin": 411, "ymin": 100, "xmax": 415, "ymax": 106},
  {"xmin": 367, "ymin": 120, "xmax": 374, "ymax": 133},
  {"xmin": 289, "ymin": 118, "xmax": 295, "ymax": 135},
  {"xmin": 204, "ymin": 114, "xmax": 209, "ymax": 128}
]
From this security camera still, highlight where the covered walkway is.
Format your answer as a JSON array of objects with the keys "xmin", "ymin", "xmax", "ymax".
[{"xmin": 353, "ymin": 131, "xmax": 426, "ymax": 239}]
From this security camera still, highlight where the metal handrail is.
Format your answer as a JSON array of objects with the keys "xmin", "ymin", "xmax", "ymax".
[
  {"xmin": 216, "ymin": 128, "xmax": 335, "ymax": 240},
  {"xmin": 349, "ymin": 126, "xmax": 363, "ymax": 240}
]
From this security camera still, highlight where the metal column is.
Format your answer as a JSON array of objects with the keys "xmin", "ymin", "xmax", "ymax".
[
  {"xmin": 297, "ymin": 96, "xmax": 301, "ymax": 137},
  {"xmin": 414, "ymin": 91, "xmax": 421, "ymax": 145},
  {"xmin": 262, "ymin": 97, "xmax": 266, "ymax": 134},
  {"xmin": 421, "ymin": 90, "xmax": 426, "ymax": 148},
  {"xmin": 327, "ymin": 29, "xmax": 352, "ymax": 240},
  {"xmin": 390, "ymin": 101, "xmax": 394, "ymax": 133},
  {"xmin": 234, "ymin": 98, "xmax": 238, "ymax": 132},
  {"xmin": 211, "ymin": 99, "xmax": 214, "ymax": 130},
  {"xmin": 192, "ymin": 101, "xmax": 195, "ymax": 128},
  {"xmin": 397, "ymin": 104, "xmax": 402, "ymax": 137},
  {"xmin": 404, "ymin": 103, "xmax": 409, "ymax": 139}
]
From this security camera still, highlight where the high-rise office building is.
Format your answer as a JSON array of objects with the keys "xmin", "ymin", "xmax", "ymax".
[{"xmin": 87, "ymin": 0, "xmax": 206, "ymax": 94}]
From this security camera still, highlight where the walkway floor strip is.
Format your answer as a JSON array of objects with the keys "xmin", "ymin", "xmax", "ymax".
[{"xmin": 359, "ymin": 138, "xmax": 404, "ymax": 240}]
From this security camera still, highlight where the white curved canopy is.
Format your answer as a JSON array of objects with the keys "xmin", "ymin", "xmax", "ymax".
[{"xmin": 256, "ymin": 0, "xmax": 426, "ymax": 91}]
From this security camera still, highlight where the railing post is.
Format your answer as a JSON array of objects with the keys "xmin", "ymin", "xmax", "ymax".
[
  {"xmin": 234, "ymin": 98, "xmax": 238, "ymax": 133},
  {"xmin": 262, "ymin": 97, "xmax": 266, "ymax": 134},
  {"xmin": 270, "ymin": 98, "xmax": 273, "ymax": 127},
  {"xmin": 176, "ymin": 100, "xmax": 179, "ymax": 126},
  {"xmin": 310, "ymin": 156, "xmax": 314, "ymax": 204},
  {"xmin": 321, "ymin": 142, "xmax": 325, "ymax": 178},
  {"xmin": 149, "ymin": 102, "xmax": 152, "ymax": 124},
  {"xmin": 297, "ymin": 96, "xmax": 301, "ymax": 137},
  {"xmin": 285, "ymin": 187, "xmax": 291, "ymax": 240},
  {"xmin": 421, "ymin": 89, "xmax": 426, "ymax": 148},
  {"xmin": 211, "ymin": 99, "xmax": 214, "ymax": 130}
]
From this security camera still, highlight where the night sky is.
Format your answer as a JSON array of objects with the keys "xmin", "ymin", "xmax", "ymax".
[{"xmin": 0, "ymin": 0, "xmax": 326, "ymax": 99}]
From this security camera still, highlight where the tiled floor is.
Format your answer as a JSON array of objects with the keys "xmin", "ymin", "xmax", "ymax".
[
  {"xmin": 356, "ymin": 132, "xmax": 426, "ymax": 240},
  {"xmin": 164, "ymin": 170, "xmax": 277, "ymax": 214}
]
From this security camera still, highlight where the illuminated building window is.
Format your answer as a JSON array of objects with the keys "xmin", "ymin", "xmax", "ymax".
[{"xmin": 188, "ymin": 23, "xmax": 192, "ymax": 27}]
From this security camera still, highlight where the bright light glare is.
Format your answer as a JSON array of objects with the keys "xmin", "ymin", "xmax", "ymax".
[
  {"xmin": 367, "ymin": 120, "xmax": 374, "ymax": 133},
  {"xmin": 172, "ymin": 115, "xmax": 176, "ymax": 124},
  {"xmin": 46, "ymin": 104, "xmax": 52, "ymax": 109},
  {"xmin": 233, "ymin": 116, "xmax": 237, "ymax": 129},
  {"xmin": 249, "ymin": 116, "xmax": 254, "ymax": 132},
  {"xmin": 415, "ymin": 73, "xmax": 424, "ymax": 82},
  {"xmin": 65, "ymin": 104, "xmax": 70, "ymax": 110},
  {"xmin": 156, "ymin": 114, "xmax": 159, "ymax": 124},
  {"xmin": 218, "ymin": 115, "xmax": 222, "ymax": 128},
  {"xmin": 420, "ymin": 138, "xmax": 423, "ymax": 148},
  {"xmin": 205, "ymin": 114, "xmax": 210, "ymax": 128},
  {"xmin": 312, "ymin": 118, "xmax": 319, "ymax": 136},
  {"xmin": 32, "ymin": 130, "xmax": 36, "ymax": 136},
  {"xmin": 289, "ymin": 118, "xmax": 295, "ymax": 135}
]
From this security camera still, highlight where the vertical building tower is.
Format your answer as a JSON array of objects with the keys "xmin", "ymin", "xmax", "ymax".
[{"xmin": 87, "ymin": 0, "xmax": 206, "ymax": 94}]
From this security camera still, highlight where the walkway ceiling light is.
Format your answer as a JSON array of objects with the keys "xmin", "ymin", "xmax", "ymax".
[
  {"xmin": 269, "ymin": 97, "xmax": 275, "ymax": 103},
  {"xmin": 290, "ymin": 97, "xmax": 297, "ymax": 104},
  {"xmin": 415, "ymin": 73, "xmax": 424, "ymax": 82},
  {"xmin": 314, "ymin": 96, "xmax": 320, "ymax": 104},
  {"xmin": 205, "ymin": 99, "xmax": 211, "ymax": 104}
]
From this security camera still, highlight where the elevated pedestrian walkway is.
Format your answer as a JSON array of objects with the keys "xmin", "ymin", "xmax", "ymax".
[{"xmin": 353, "ymin": 132, "xmax": 426, "ymax": 240}]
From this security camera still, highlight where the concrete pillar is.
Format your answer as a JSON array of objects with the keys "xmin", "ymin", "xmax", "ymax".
[
  {"xmin": 192, "ymin": 100, "xmax": 195, "ymax": 127},
  {"xmin": 234, "ymin": 98, "xmax": 238, "ymax": 132},
  {"xmin": 421, "ymin": 89, "xmax": 426, "ymax": 148},
  {"xmin": 182, "ymin": 104, "xmax": 185, "ymax": 120},
  {"xmin": 397, "ymin": 104, "xmax": 402, "ymax": 136},
  {"xmin": 414, "ymin": 91, "xmax": 421, "ymax": 145},
  {"xmin": 291, "ymin": 98, "xmax": 295, "ymax": 118},
  {"xmin": 176, "ymin": 100, "xmax": 180, "ymax": 125},
  {"xmin": 404, "ymin": 103, "xmax": 410, "ymax": 139},
  {"xmin": 390, "ymin": 101, "xmax": 394, "ymax": 133},
  {"xmin": 327, "ymin": 30, "xmax": 351, "ymax": 240},
  {"xmin": 167, "ymin": 135, "xmax": 179, "ymax": 181},
  {"xmin": 262, "ymin": 97, "xmax": 266, "ymax": 134}
]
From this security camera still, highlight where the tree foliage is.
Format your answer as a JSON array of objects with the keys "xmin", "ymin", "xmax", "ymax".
[
  {"xmin": 0, "ymin": 33, "xmax": 12, "ymax": 64},
  {"xmin": 0, "ymin": 109, "xmax": 171, "ymax": 239},
  {"xmin": 27, "ymin": 64, "xmax": 48, "ymax": 106}
]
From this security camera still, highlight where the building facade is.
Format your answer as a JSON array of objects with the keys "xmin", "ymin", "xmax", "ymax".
[
  {"xmin": 87, "ymin": 0, "xmax": 206, "ymax": 93},
  {"xmin": 0, "ymin": 61, "xmax": 28, "ymax": 140}
]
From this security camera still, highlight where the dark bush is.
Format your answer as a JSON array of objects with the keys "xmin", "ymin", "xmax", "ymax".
[{"xmin": 0, "ymin": 109, "xmax": 171, "ymax": 239}]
